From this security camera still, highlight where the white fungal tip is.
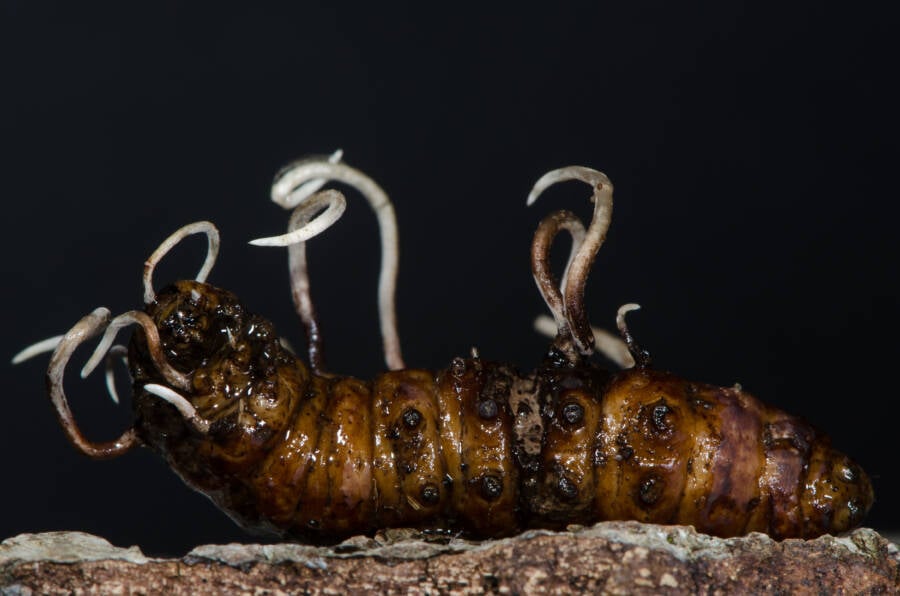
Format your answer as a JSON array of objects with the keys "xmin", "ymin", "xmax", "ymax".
[
  {"xmin": 250, "ymin": 189, "xmax": 347, "ymax": 247},
  {"xmin": 618, "ymin": 303, "xmax": 642, "ymax": 315},
  {"xmin": 616, "ymin": 303, "xmax": 643, "ymax": 337},
  {"xmin": 533, "ymin": 315, "xmax": 558, "ymax": 339},
  {"xmin": 11, "ymin": 335, "xmax": 65, "ymax": 364},
  {"xmin": 143, "ymin": 383, "xmax": 196, "ymax": 417},
  {"xmin": 526, "ymin": 166, "xmax": 613, "ymax": 207}
]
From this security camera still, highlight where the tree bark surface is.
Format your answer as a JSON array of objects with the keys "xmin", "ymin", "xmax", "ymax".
[{"xmin": 2, "ymin": 522, "xmax": 898, "ymax": 595}]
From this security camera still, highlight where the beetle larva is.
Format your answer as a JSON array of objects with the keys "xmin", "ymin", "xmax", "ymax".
[{"xmin": 18, "ymin": 155, "xmax": 873, "ymax": 541}]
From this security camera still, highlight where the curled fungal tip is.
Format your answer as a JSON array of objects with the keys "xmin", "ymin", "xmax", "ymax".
[
  {"xmin": 271, "ymin": 149, "xmax": 345, "ymax": 209},
  {"xmin": 249, "ymin": 189, "xmax": 348, "ymax": 247},
  {"xmin": 11, "ymin": 335, "xmax": 65, "ymax": 365},
  {"xmin": 616, "ymin": 303, "xmax": 642, "ymax": 327},
  {"xmin": 143, "ymin": 384, "xmax": 210, "ymax": 433},
  {"xmin": 143, "ymin": 221, "xmax": 220, "ymax": 305},
  {"xmin": 526, "ymin": 166, "xmax": 612, "ymax": 206}
]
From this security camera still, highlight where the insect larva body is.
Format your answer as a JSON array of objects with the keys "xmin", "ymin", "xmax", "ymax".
[
  {"xmin": 129, "ymin": 280, "xmax": 871, "ymax": 541},
  {"xmin": 25, "ymin": 157, "xmax": 873, "ymax": 542}
]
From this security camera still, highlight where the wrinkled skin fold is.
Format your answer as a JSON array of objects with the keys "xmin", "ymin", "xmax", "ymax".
[{"xmin": 129, "ymin": 280, "xmax": 873, "ymax": 541}]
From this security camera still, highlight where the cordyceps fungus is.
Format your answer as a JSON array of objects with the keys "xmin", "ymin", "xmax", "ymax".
[{"xmin": 15, "ymin": 153, "xmax": 873, "ymax": 541}]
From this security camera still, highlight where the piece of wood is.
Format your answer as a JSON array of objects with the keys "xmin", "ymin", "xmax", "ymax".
[{"xmin": 2, "ymin": 522, "xmax": 898, "ymax": 594}]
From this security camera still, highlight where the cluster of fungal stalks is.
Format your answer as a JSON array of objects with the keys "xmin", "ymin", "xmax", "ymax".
[{"xmin": 14, "ymin": 153, "xmax": 873, "ymax": 540}]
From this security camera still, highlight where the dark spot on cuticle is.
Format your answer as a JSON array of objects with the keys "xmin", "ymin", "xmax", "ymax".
[
  {"xmin": 652, "ymin": 402, "xmax": 672, "ymax": 433},
  {"xmin": 562, "ymin": 402, "xmax": 584, "ymax": 426},
  {"xmin": 557, "ymin": 476, "xmax": 578, "ymax": 500},
  {"xmin": 480, "ymin": 475, "xmax": 503, "ymax": 500},
  {"xmin": 615, "ymin": 445, "xmax": 634, "ymax": 461},
  {"xmin": 421, "ymin": 483, "xmax": 440, "ymax": 504},
  {"xmin": 637, "ymin": 474, "xmax": 664, "ymax": 507},
  {"xmin": 402, "ymin": 408, "xmax": 422, "ymax": 429},
  {"xmin": 478, "ymin": 399, "xmax": 498, "ymax": 420}
]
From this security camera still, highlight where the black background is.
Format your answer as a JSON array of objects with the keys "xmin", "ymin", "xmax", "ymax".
[{"xmin": 2, "ymin": 3, "xmax": 896, "ymax": 556}]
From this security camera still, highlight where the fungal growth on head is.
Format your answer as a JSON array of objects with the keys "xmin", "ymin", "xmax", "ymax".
[{"xmin": 16, "ymin": 221, "xmax": 221, "ymax": 458}]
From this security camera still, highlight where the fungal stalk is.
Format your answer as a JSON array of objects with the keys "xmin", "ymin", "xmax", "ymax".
[
  {"xmin": 143, "ymin": 221, "xmax": 220, "ymax": 304},
  {"xmin": 527, "ymin": 167, "xmax": 614, "ymax": 358},
  {"xmin": 45, "ymin": 308, "xmax": 140, "ymax": 458},
  {"xmin": 251, "ymin": 153, "xmax": 405, "ymax": 371}
]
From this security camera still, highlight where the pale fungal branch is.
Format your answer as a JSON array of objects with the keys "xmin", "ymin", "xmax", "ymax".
[
  {"xmin": 15, "ymin": 333, "xmax": 133, "ymax": 406},
  {"xmin": 616, "ymin": 303, "xmax": 651, "ymax": 368},
  {"xmin": 269, "ymin": 149, "xmax": 343, "ymax": 209},
  {"xmin": 104, "ymin": 345, "xmax": 131, "ymax": 405},
  {"xmin": 527, "ymin": 167, "xmax": 614, "ymax": 356},
  {"xmin": 143, "ymin": 221, "xmax": 220, "ymax": 304},
  {"xmin": 250, "ymin": 190, "xmax": 348, "ymax": 373},
  {"xmin": 11, "ymin": 335, "xmax": 64, "ymax": 365},
  {"xmin": 530, "ymin": 210, "xmax": 586, "ymax": 360},
  {"xmin": 253, "ymin": 154, "xmax": 405, "ymax": 371},
  {"xmin": 248, "ymin": 190, "xmax": 347, "ymax": 247},
  {"xmin": 80, "ymin": 310, "xmax": 190, "ymax": 391},
  {"xmin": 143, "ymin": 383, "xmax": 211, "ymax": 434},
  {"xmin": 533, "ymin": 315, "xmax": 635, "ymax": 369},
  {"xmin": 46, "ymin": 308, "xmax": 140, "ymax": 459},
  {"xmin": 286, "ymin": 191, "xmax": 344, "ymax": 373}
]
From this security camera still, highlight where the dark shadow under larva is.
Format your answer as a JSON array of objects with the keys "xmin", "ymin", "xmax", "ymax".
[{"xmin": 16, "ymin": 154, "xmax": 873, "ymax": 542}]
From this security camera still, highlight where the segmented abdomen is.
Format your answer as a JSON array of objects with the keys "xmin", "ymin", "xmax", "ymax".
[{"xmin": 130, "ymin": 281, "xmax": 871, "ymax": 541}]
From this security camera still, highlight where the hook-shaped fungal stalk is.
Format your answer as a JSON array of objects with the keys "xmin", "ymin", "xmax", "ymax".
[
  {"xmin": 251, "ymin": 155, "xmax": 405, "ymax": 371},
  {"xmin": 80, "ymin": 310, "xmax": 191, "ymax": 392},
  {"xmin": 251, "ymin": 190, "xmax": 348, "ymax": 373},
  {"xmin": 143, "ymin": 221, "xmax": 220, "ymax": 304},
  {"xmin": 14, "ymin": 335, "xmax": 132, "ymax": 405},
  {"xmin": 616, "ymin": 303, "xmax": 652, "ymax": 368},
  {"xmin": 46, "ymin": 308, "xmax": 140, "ymax": 458},
  {"xmin": 533, "ymin": 315, "xmax": 635, "ymax": 369},
  {"xmin": 530, "ymin": 210, "xmax": 586, "ymax": 360},
  {"xmin": 143, "ymin": 383, "xmax": 211, "ymax": 434},
  {"xmin": 269, "ymin": 149, "xmax": 343, "ymax": 209},
  {"xmin": 528, "ymin": 167, "xmax": 614, "ymax": 356}
]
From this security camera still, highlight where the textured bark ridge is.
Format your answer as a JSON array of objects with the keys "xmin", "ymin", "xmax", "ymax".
[{"xmin": 2, "ymin": 522, "xmax": 898, "ymax": 594}]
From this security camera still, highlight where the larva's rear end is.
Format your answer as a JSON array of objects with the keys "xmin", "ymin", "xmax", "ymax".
[{"xmin": 585, "ymin": 368, "xmax": 873, "ymax": 538}]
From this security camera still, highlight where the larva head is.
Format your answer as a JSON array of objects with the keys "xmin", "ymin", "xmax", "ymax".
[{"xmin": 128, "ymin": 280, "xmax": 306, "ymax": 479}]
